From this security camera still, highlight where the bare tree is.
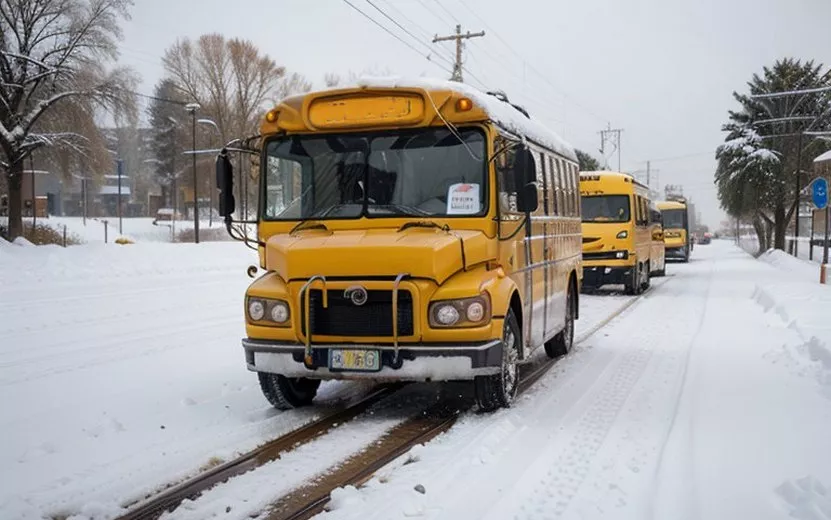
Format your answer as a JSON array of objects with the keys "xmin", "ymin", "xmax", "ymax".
[
  {"xmin": 163, "ymin": 34, "xmax": 288, "ymax": 140},
  {"xmin": 0, "ymin": 0, "xmax": 136, "ymax": 239},
  {"xmin": 163, "ymin": 34, "xmax": 313, "ymax": 217},
  {"xmin": 324, "ymin": 72, "xmax": 341, "ymax": 88}
]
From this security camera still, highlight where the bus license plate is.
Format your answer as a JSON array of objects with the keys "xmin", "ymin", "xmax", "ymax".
[{"xmin": 328, "ymin": 349, "xmax": 381, "ymax": 372}]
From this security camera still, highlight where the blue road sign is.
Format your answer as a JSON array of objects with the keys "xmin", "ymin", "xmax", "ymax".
[{"xmin": 812, "ymin": 178, "xmax": 828, "ymax": 210}]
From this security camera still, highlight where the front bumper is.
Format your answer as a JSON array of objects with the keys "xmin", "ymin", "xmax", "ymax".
[
  {"xmin": 242, "ymin": 338, "xmax": 503, "ymax": 381},
  {"xmin": 582, "ymin": 265, "xmax": 633, "ymax": 287},
  {"xmin": 665, "ymin": 246, "xmax": 688, "ymax": 258}
]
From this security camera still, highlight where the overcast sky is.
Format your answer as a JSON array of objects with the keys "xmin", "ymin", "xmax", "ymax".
[{"xmin": 118, "ymin": 0, "xmax": 831, "ymax": 229}]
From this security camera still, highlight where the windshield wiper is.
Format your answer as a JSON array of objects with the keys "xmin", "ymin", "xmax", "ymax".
[
  {"xmin": 398, "ymin": 220, "xmax": 450, "ymax": 233},
  {"xmin": 289, "ymin": 220, "xmax": 329, "ymax": 235}
]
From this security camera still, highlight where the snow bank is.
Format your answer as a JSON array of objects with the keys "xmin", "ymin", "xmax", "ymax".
[
  {"xmin": 350, "ymin": 76, "xmax": 577, "ymax": 162},
  {"xmin": 758, "ymin": 249, "xmax": 822, "ymax": 279},
  {"xmin": 752, "ymin": 249, "xmax": 831, "ymax": 398},
  {"xmin": 0, "ymin": 240, "xmax": 254, "ymax": 286}
]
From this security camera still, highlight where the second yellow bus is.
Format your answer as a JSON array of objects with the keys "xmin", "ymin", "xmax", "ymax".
[{"xmin": 580, "ymin": 172, "xmax": 654, "ymax": 294}]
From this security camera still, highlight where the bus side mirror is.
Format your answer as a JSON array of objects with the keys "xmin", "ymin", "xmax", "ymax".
[
  {"xmin": 514, "ymin": 146, "xmax": 539, "ymax": 213},
  {"xmin": 216, "ymin": 150, "xmax": 236, "ymax": 218}
]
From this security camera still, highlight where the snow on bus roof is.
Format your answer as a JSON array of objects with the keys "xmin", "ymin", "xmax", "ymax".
[{"xmin": 354, "ymin": 76, "xmax": 577, "ymax": 162}]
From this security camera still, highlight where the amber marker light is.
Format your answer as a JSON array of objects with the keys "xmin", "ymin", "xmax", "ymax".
[
  {"xmin": 456, "ymin": 97, "xmax": 473, "ymax": 111},
  {"xmin": 265, "ymin": 109, "xmax": 278, "ymax": 123}
]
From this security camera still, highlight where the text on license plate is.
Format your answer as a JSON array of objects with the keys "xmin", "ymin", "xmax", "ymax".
[{"xmin": 328, "ymin": 349, "xmax": 381, "ymax": 372}]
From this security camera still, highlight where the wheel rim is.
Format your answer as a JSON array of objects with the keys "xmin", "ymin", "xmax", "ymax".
[{"xmin": 502, "ymin": 322, "xmax": 519, "ymax": 398}]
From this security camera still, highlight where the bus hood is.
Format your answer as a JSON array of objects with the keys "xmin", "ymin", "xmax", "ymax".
[{"xmin": 265, "ymin": 227, "xmax": 496, "ymax": 284}]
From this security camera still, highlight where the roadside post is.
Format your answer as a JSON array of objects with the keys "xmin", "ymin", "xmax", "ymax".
[{"xmin": 810, "ymin": 178, "xmax": 828, "ymax": 283}]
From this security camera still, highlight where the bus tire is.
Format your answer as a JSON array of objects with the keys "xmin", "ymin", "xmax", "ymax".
[
  {"xmin": 258, "ymin": 372, "xmax": 320, "ymax": 410},
  {"xmin": 641, "ymin": 264, "xmax": 651, "ymax": 290},
  {"xmin": 545, "ymin": 285, "xmax": 575, "ymax": 358},
  {"xmin": 653, "ymin": 267, "xmax": 666, "ymax": 277},
  {"xmin": 474, "ymin": 308, "xmax": 520, "ymax": 412},
  {"xmin": 624, "ymin": 265, "xmax": 642, "ymax": 295}
]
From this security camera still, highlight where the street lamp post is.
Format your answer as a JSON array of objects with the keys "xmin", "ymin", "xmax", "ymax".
[
  {"xmin": 185, "ymin": 103, "xmax": 201, "ymax": 243},
  {"xmin": 117, "ymin": 158, "xmax": 124, "ymax": 235},
  {"xmin": 197, "ymin": 118, "xmax": 221, "ymax": 227}
]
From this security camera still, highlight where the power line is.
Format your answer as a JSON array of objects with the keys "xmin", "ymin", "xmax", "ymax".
[
  {"xmin": 414, "ymin": 0, "xmax": 448, "ymax": 28},
  {"xmin": 452, "ymin": 0, "xmax": 609, "ymax": 124},
  {"xmin": 364, "ymin": 0, "xmax": 454, "ymax": 69},
  {"xmin": 431, "ymin": 0, "xmax": 461, "ymax": 23},
  {"xmin": 340, "ymin": 0, "xmax": 441, "ymax": 68},
  {"xmin": 376, "ymin": 0, "xmax": 456, "ymax": 64}
]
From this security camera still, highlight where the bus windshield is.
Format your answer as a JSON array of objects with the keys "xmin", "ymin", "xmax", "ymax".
[
  {"xmin": 262, "ymin": 128, "xmax": 486, "ymax": 220},
  {"xmin": 581, "ymin": 195, "xmax": 631, "ymax": 223},
  {"xmin": 662, "ymin": 209, "xmax": 686, "ymax": 229}
]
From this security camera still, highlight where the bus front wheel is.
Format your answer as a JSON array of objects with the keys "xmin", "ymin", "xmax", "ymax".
[
  {"xmin": 625, "ymin": 265, "xmax": 642, "ymax": 295},
  {"xmin": 258, "ymin": 373, "xmax": 320, "ymax": 410},
  {"xmin": 474, "ymin": 308, "xmax": 521, "ymax": 412}
]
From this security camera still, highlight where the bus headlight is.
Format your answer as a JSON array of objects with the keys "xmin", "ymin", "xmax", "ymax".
[
  {"xmin": 429, "ymin": 294, "xmax": 491, "ymax": 328},
  {"xmin": 616, "ymin": 230, "xmax": 628, "ymax": 239},
  {"xmin": 270, "ymin": 301, "xmax": 290, "ymax": 324},
  {"xmin": 247, "ymin": 297, "xmax": 291, "ymax": 326},
  {"xmin": 434, "ymin": 305, "xmax": 461, "ymax": 326},
  {"xmin": 248, "ymin": 299, "xmax": 266, "ymax": 321},
  {"xmin": 615, "ymin": 251, "xmax": 629, "ymax": 259}
]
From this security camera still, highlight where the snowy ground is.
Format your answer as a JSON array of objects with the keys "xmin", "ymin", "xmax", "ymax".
[
  {"xmin": 4, "ymin": 240, "xmax": 829, "ymax": 520},
  {"xmin": 0, "ymin": 240, "xmax": 636, "ymax": 520},
  {"xmin": 317, "ymin": 241, "xmax": 831, "ymax": 520},
  {"xmin": 4, "ymin": 216, "xmax": 230, "ymax": 244}
]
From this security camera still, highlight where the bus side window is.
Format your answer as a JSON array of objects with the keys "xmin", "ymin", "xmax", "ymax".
[
  {"xmin": 569, "ymin": 162, "xmax": 576, "ymax": 216},
  {"xmin": 567, "ymin": 163, "xmax": 576, "ymax": 217},
  {"xmin": 535, "ymin": 150, "xmax": 546, "ymax": 213},
  {"xmin": 556, "ymin": 159, "xmax": 565, "ymax": 216},
  {"xmin": 634, "ymin": 195, "xmax": 642, "ymax": 225},
  {"xmin": 495, "ymin": 138, "xmax": 519, "ymax": 214},
  {"xmin": 547, "ymin": 156, "xmax": 557, "ymax": 216},
  {"xmin": 641, "ymin": 197, "xmax": 648, "ymax": 225},
  {"xmin": 572, "ymin": 164, "xmax": 580, "ymax": 217}
]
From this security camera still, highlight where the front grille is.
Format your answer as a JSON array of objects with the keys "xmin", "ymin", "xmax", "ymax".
[
  {"xmin": 583, "ymin": 251, "xmax": 627, "ymax": 260},
  {"xmin": 301, "ymin": 289, "xmax": 414, "ymax": 337}
]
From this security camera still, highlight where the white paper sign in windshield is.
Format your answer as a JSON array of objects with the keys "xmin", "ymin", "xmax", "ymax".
[{"xmin": 446, "ymin": 183, "xmax": 481, "ymax": 215}]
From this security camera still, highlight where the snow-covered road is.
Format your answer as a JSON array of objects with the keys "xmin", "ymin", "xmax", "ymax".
[
  {"xmin": 319, "ymin": 241, "xmax": 831, "ymax": 520},
  {"xmin": 3, "ymin": 239, "xmax": 829, "ymax": 520}
]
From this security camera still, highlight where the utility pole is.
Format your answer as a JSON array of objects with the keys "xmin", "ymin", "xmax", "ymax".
[
  {"xmin": 185, "ymin": 103, "xmax": 200, "ymax": 244},
  {"xmin": 433, "ymin": 24, "xmax": 485, "ymax": 82},
  {"xmin": 599, "ymin": 124, "xmax": 624, "ymax": 171}
]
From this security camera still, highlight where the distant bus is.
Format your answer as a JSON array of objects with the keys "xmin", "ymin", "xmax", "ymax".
[
  {"xmin": 656, "ymin": 200, "xmax": 691, "ymax": 262},
  {"xmin": 216, "ymin": 79, "xmax": 582, "ymax": 412},
  {"xmin": 649, "ymin": 203, "xmax": 666, "ymax": 277},
  {"xmin": 580, "ymin": 171, "xmax": 654, "ymax": 294}
]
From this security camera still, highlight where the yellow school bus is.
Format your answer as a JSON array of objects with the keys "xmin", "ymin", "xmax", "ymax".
[
  {"xmin": 648, "ymin": 203, "xmax": 666, "ymax": 277},
  {"xmin": 579, "ymin": 172, "xmax": 653, "ymax": 294},
  {"xmin": 214, "ymin": 79, "xmax": 582, "ymax": 411},
  {"xmin": 656, "ymin": 200, "xmax": 691, "ymax": 262}
]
